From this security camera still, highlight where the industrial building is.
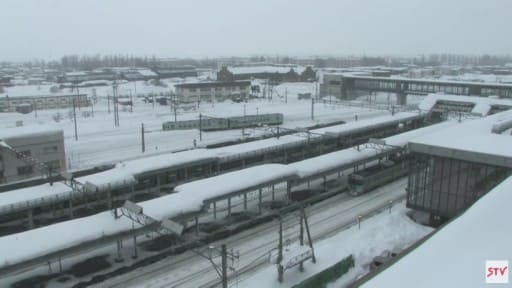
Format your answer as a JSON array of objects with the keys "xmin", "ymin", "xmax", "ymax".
[
  {"xmin": 0, "ymin": 94, "xmax": 89, "ymax": 113},
  {"xmin": 174, "ymin": 81, "xmax": 251, "ymax": 103},
  {"xmin": 216, "ymin": 66, "xmax": 315, "ymax": 83},
  {"xmin": 0, "ymin": 126, "xmax": 66, "ymax": 184}
]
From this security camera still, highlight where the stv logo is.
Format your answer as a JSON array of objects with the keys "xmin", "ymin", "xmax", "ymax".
[{"xmin": 486, "ymin": 260, "xmax": 509, "ymax": 284}]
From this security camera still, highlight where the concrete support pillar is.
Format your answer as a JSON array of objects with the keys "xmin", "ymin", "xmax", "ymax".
[
  {"xmin": 397, "ymin": 92, "xmax": 407, "ymax": 106},
  {"xmin": 27, "ymin": 209, "xmax": 35, "ymax": 229},
  {"xmin": 195, "ymin": 216, "xmax": 199, "ymax": 236},
  {"xmin": 243, "ymin": 193, "xmax": 247, "ymax": 210},
  {"xmin": 227, "ymin": 197, "xmax": 231, "ymax": 217},
  {"xmin": 115, "ymin": 239, "xmax": 124, "ymax": 262},
  {"xmin": 286, "ymin": 182, "xmax": 291, "ymax": 203},
  {"xmin": 68, "ymin": 199, "xmax": 74, "ymax": 219},
  {"xmin": 107, "ymin": 190, "xmax": 112, "ymax": 210},
  {"xmin": 258, "ymin": 188, "xmax": 262, "ymax": 214},
  {"xmin": 213, "ymin": 201, "xmax": 217, "ymax": 219},
  {"xmin": 272, "ymin": 185, "xmax": 275, "ymax": 201}
]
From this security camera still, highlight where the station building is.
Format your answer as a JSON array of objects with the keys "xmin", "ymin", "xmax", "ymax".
[
  {"xmin": 0, "ymin": 126, "xmax": 66, "ymax": 184},
  {"xmin": 406, "ymin": 110, "xmax": 512, "ymax": 222}
]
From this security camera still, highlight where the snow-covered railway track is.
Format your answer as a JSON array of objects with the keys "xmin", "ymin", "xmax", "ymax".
[{"xmin": 95, "ymin": 178, "xmax": 407, "ymax": 288}]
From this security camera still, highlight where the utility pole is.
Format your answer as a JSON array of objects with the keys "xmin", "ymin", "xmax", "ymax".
[
  {"xmin": 311, "ymin": 98, "xmax": 314, "ymax": 120},
  {"xmin": 174, "ymin": 95, "xmax": 177, "ymax": 122},
  {"xmin": 193, "ymin": 244, "xmax": 239, "ymax": 288},
  {"xmin": 73, "ymin": 97, "xmax": 78, "ymax": 141},
  {"xmin": 141, "ymin": 123, "xmax": 145, "ymax": 153},
  {"xmin": 107, "ymin": 94, "xmax": 111, "ymax": 114},
  {"xmin": 242, "ymin": 104, "xmax": 246, "ymax": 136},
  {"xmin": 69, "ymin": 85, "xmax": 79, "ymax": 141},
  {"xmin": 278, "ymin": 217, "xmax": 284, "ymax": 282},
  {"xmin": 199, "ymin": 113, "xmax": 202, "ymax": 141},
  {"xmin": 221, "ymin": 244, "xmax": 228, "ymax": 288}
]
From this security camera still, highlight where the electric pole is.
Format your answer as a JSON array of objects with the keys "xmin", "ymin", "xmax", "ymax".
[
  {"xmin": 72, "ymin": 85, "xmax": 79, "ymax": 141},
  {"xmin": 311, "ymin": 98, "xmax": 314, "ymax": 120},
  {"xmin": 199, "ymin": 113, "xmax": 202, "ymax": 141},
  {"xmin": 221, "ymin": 244, "xmax": 228, "ymax": 288},
  {"xmin": 141, "ymin": 123, "xmax": 145, "ymax": 153}
]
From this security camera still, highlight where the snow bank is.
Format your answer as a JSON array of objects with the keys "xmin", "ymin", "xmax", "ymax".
[{"xmin": 361, "ymin": 175, "xmax": 512, "ymax": 288}]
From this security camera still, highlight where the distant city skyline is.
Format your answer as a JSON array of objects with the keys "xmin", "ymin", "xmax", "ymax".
[{"xmin": 1, "ymin": 0, "xmax": 511, "ymax": 61}]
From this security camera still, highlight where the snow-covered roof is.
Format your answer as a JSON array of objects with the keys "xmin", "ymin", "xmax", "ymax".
[
  {"xmin": 227, "ymin": 65, "xmax": 305, "ymax": 75},
  {"xmin": 76, "ymin": 149, "xmax": 218, "ymax": 191},
  {"xmin": 361, "ymin": 175, "xmax": 512, "ymax": 288},
  {"xmin": 409, "ymin": 110, "xmax": 512, "ymax": 167},
  {"xmin": 289, "ymin": 121, "xmax": 457, "ymax": 179},
  {"xmin": 0, "ymin": 125, "xmax": 62, "ymax": 142},
  {"xmin": 419, "ymin": 93, "xmax": 512, "ymax": 115},
  {"xmin": 170, "ymin": 164, "xmax": 297, "ymax": 206},
  {"xmin": 0, "ymin": 183, "xmax": 72, "ymax": 213},
  {"xmin": 0, "ymin": 164, "xmax": 297, "ymax": 266}
]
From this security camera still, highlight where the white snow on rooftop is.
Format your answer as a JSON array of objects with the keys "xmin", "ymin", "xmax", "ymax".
[
  {"xmin": 410, "ymin": 109, "xmax": 512, "ymax": 160},
  {"xmin": 289, "ymin": 121, "xmax": 457, "ymax": 179},
  {"xmin": 361, "ymin": 175, "xmax": 512, "ymax": 288},
  {"xmin": 0, "ymin": 164, "xmax": 296, "ymax": 266},
  {"xmin": 76, "ymin": 149, "xmax": 217, "ymax": 190},
  {"xmin": 419, "ymin": 93, "xmax": 512, "ymax": 115},
  {"xmin": 227, "ymin": 66, "xmax": 305, "ymax": 75},
  {"xmin": 0, "ymin": 182, "xmax": 71, "ymax": 208},
  {"xmin": 0, "ymin": 125, "xmax": 62, "ymax": 141}
]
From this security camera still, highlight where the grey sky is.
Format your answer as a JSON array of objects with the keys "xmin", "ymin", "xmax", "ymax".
[{"xmin": 1, "ymin": 0, "xmax": 511, "ymax": 61}]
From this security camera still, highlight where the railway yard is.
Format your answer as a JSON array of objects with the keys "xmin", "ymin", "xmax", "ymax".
[{"xmin": 1, "ymin": 85, "xmax": 511, "ymax": 288}]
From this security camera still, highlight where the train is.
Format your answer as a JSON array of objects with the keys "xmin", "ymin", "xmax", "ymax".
[
  {"xmin": 347, "ymin": 154, "xmax": 409, "ymax": 196},
  {"xmin": 162, "ymin": 113, "xmax": 284, "ymax": 131}
]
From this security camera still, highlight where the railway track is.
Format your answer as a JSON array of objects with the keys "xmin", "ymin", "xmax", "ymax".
[{"xmin": 93, "ymin": 178, "xmax": 407, "ymax": 288}]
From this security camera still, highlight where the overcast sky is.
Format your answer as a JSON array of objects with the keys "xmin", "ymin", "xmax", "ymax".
[{"xmin": 1, "ymin": 0, "xmax": 511, "ymax": 61}]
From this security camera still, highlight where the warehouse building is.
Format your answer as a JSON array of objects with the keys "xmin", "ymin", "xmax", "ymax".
[
  {"xmin": 175, "ymin": 81, "xmax": 251, "ymax": 103},
  {"xmin": 0, "ymin": 94, "xmax": 89, "ymax": 113},
  {"xmin": 0, "ymin": 126, "xmax": 66, "ymax": 184}
]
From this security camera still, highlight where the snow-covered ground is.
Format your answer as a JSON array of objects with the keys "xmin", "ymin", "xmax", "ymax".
[
  {"xmin": 239, "ymin": 202, "xmax": 432, "ymax": 288},
  {"xmin": 0, "ymin": 81, "xmax": 388, "ymax": 170}
]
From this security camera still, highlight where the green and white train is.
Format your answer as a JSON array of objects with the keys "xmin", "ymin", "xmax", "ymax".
[{"xmin": 162, "ymin": 113, "xmax": 284, "ymax": 131}]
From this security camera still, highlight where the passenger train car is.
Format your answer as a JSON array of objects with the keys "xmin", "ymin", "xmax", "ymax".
[{"xmin": 162, "ymin": 113, "xmax": 284, "ymax": 131}]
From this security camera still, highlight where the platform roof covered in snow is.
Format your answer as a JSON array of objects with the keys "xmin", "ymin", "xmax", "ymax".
[{"xmin": 409, "ymin": 109, "xmax": 512, "ymax": 167}]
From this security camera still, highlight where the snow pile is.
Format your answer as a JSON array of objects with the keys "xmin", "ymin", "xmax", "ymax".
[
  {"xmin": 361, "ymin": 175, "xmax": 512, "ymax": 288},
  {"xmin": 239, "ymin": 205, "xmax": 432, "ymax": 288}
]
